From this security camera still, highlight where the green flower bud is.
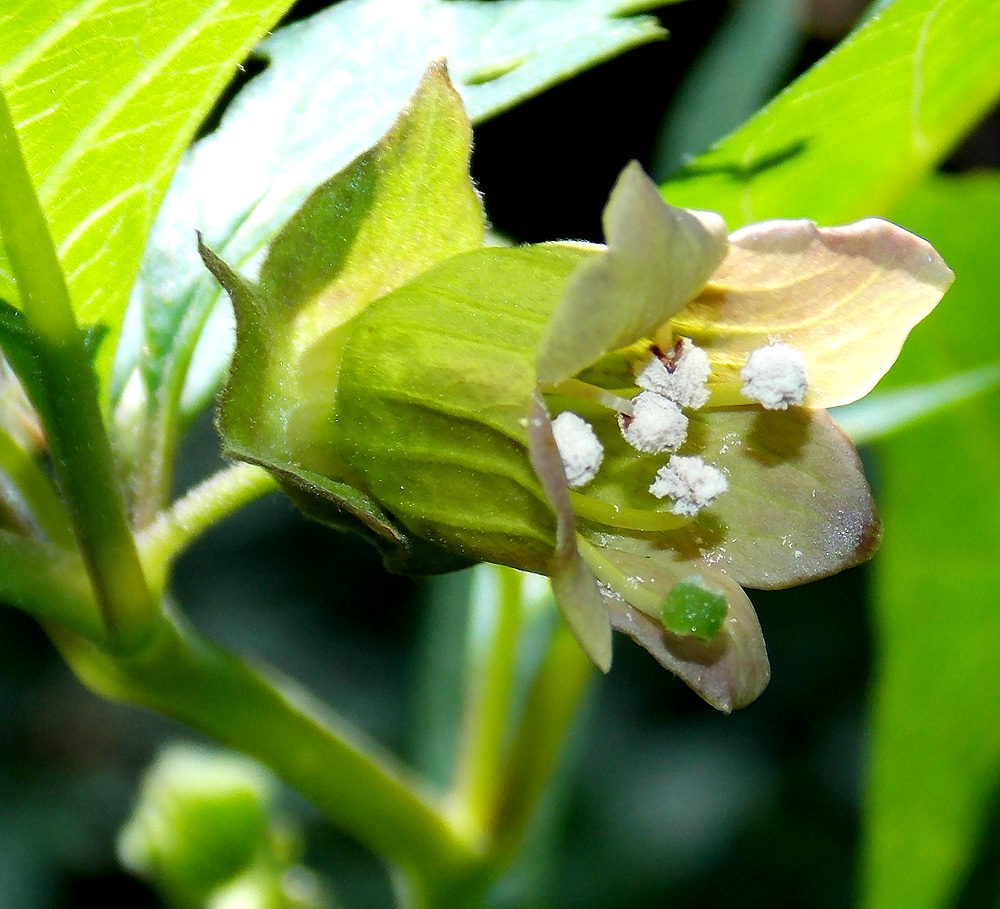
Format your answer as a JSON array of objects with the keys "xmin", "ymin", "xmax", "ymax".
[{"xmin": 117, "ymin": 743, "xmax": 275, "ymax": 906}]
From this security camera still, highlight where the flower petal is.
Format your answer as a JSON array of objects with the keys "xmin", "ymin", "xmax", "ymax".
[
  {"xmin": 682, "ymin": 407, "xmax": 880, "ymax": 589},
  {"xmin": 592, "ymin": 540, "xmax": 770, "ymax": 712},
  {"xmin": 527, "ymin": 393, "xmax": 613, "ymax": 672},
  {"xmin": 536, "ymin": 161, "xmax": 728, "ymax": 385},
  {"xmin": 668, "ymin": 218, "xmax": 953, "ymax": 407}
]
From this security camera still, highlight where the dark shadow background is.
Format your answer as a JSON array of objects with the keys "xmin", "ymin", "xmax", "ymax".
[{"xmin": 2, "ymin": 1, "xmax": 999, "ymax": 906}]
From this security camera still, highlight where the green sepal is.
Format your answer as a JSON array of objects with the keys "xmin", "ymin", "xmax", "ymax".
[
  {"xmin": 202, "ymin": 63, "xmax": 490, "ymax": 569},
  {"xmin": 661, "ymin": 575, "xmax": 727, "ymax": 642},
  {"xmin": 207, "ymin": 60, "xmax": 484, "ymax": 470},
  {"xmin": 335, "ymin": 243, "xmax": 595, "ymax": 576}
]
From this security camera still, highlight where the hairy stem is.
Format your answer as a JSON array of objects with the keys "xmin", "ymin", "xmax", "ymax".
[{"xmin": 139, "ymin": 462, "xmax": 278, "ymax": 592}]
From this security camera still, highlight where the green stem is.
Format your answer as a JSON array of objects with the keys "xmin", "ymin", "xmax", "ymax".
[
  {"xmin": 489, "ymin": 619, "xmax": 593, "ymax": 860},
  {"xmin": 0, "ymin": 529, "xmax": 105, "ymax": 642},
  {"xmin": 139, "ymin": 463, "xmax": 278, "ymax": 592},
  {"xmin": 0, "ymin": 90, "xmax": 156, "ymax": 652},
  {"xmin": 0, "ymin": 424, "xmax": 73, "ymax": 547},
  {"xmin": 451, "ymin": 567, "xmax": 526, "ymax": 839},
  {"xmin": 57, "ymin": 610, "xmax": 482, "ymax": 891}
]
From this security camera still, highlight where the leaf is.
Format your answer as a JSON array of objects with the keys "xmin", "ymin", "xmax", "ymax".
[
  {"xmin": 536, "ymin": 162, "xmax": 728, "ymax": 386},
  {"xmin": 661, "ymin": 0, "xmax": 1000, "ymax": 227},
  {"xmin": 668, "ymin": 217, "xmax": 953, "ymax": 408},
  {"xmin": 651, "ymin": 0, "xmax": 801, "ymax": 180},
  {"xmin": 124, "ymin": 0, "xmax": 669, "ymax": 419},
  {"xmin": 831, "ymin": 360, "xmax": 1000, "ymax": 446},
  {"xmin": 861, "ymin": 173, "xmax": 1000, "ymax": 909},
  {"xmin": 0, "ymin": 0, "xmax": 296, "ymax": 373}
]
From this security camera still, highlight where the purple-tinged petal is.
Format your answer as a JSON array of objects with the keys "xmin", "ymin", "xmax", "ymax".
[{"xmin": 527, "ymin": 393, "xmax": 612, "ymax": 672}]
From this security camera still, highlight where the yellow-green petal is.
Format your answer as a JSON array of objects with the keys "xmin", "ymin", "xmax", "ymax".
[{"xmin": 669, "ymin": 218, "xmax": 953, "ymax": 408}]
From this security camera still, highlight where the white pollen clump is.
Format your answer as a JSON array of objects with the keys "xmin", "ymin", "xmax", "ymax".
[
  {"xmin": 551, "ymin": 411, "xmax": 604, "ymax": 489},
  {"xmin": 739, "ymin": 342, "xmax": 808, "ymax": 410},
  {"xmin": 635, "ymin": 338, "xmax": 711, "ymax": 409},
  {"xmin": 618, "ymin": 392, "xmax": 688, "ymax": 453},
  {"xmin": 649, "ymin": 455, "xmax": 729, "ymax": 517}
]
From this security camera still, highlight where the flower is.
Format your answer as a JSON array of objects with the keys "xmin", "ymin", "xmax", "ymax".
[{"xmin": 200, "ymin": 63, "xmax": 953, "ymax": 712}]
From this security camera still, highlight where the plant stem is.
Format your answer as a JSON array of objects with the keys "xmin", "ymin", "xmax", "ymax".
[
  {"xmin": 0, "ymin": 530, "xmax": 105, "ymax": 642},
  {"xmin": 451, "ymin": 567, "xmax": 526, "ymax": 839},
  {"xmin": 58, "ymin": 610, "xmax": 482, "ymax": 891},
  {"xmin": 0, "ymin": 90, "xmax": 156, "ymax": 653},
  {"xmin": 139, "ymin": 462, "xmax": 278, "ymax": 592},
  {"xmin": 0, "ymin": 425, "xmax": 73, "ymax": 547},
  {"xmin": 489, "ymin": 618, "xmax": 594, "ymax": 859}
]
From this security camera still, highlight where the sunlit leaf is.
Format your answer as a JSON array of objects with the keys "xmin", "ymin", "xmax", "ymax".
[
  {"xmin": 537, "ymin": 162, "xmax": 728, "ymax": 386},
  {"xmin": 127, "ymin": 0, "xmax": 670, "ymax": 418},
  {"xmin": 668, "ymin": 218, "xmax": 953, "ymax": 408},
  {"xmin": 862, "ymin": 173, "xmax": 1000, "ymax": 909},
  {"xmin": 662, "ymin": 0, "xmax": 1000, "ymax": 227},
  {"xmin": 0, "ymin": 0, "xmax": 295, "ymax": 376}
]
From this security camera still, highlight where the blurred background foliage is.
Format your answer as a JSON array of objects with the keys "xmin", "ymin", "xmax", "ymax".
[{"xmin": 1, "ymin": 0, "xmax": 999, "ymax": 906}]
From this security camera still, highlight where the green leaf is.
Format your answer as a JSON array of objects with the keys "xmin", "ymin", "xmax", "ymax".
[
  {"xmin": 652, "ymin": 0, "xmax": 801, "ymax": 180},
  {"xmin": 831, "ymin": 360, "xmax": 1000, "ymax": 445},
  {"xmin": 125, "ymin": 0, "xmax": 669, "ymax": 420},
  {"xmin": 0, "ymin": 0, "xmax": 296, "ymax": 376},
  {"xmin": 536, "ymin": 162, "xmax": 728, "ymax": 386},
  {"xmin": 861, "ymin": 173, "xmax": 1000, "ymax": 909},
  {"xmin": 661, "ymin": 0, "xmax": 1000, "ymax": 227}
]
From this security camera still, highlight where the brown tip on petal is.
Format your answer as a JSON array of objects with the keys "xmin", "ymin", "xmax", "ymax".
[{"xmin": 527, "ymin": 393, "xmax": 612, "ymax": 672}]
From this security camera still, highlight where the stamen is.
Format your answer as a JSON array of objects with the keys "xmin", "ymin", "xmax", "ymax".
[
  {"xmin": 739, "ymin": 342, "xmax": 807, "ymax": 410},
  {"xmin": 551, "ymin": 411, "xmax": 603, "ymax": 489},
  {"xmin": 569, "ymin": 490, "xmax": 692, "ymax": 532},
  {"xmin": 635, "ymin": 338, "xmax": 711, "ymax": 409},
  {"xmin": 618, "ymin": 391, "xmax": 688, "ymax": 453},
  {"xmin": 649, "ymin": 455, "xmax": 729, "ymax": 516}
]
